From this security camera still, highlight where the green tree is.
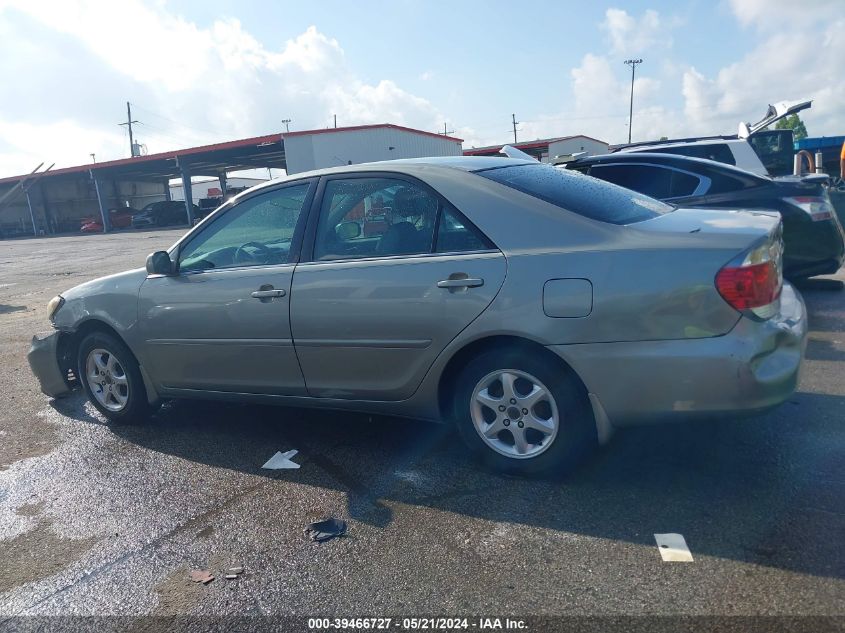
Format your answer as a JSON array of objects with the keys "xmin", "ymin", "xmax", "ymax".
[{"xmin": 775, "ymin": 114, "xmax": 808, "ymax": 141}]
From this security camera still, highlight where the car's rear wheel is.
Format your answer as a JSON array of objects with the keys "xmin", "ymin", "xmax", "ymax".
[
  {"xmin": 452, "ymin": 350, "xmax": 597, "ymax": 476},
  {"xmin": 78, "ymin": 332, "xmax": 150, "ymax": 424}
]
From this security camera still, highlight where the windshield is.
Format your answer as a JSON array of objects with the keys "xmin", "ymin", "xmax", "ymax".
[{"xmin": 476, "ymin": 163, "xmax": 673, "ymax": 225}]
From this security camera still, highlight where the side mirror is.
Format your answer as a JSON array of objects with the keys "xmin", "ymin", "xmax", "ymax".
[
  {"xmin": 336, "ymin": 221, "xmax": 361, "ymax": 240},
  {"xmin": 146, "ymin": 251, "xmax": 174, "ymax": 275}
]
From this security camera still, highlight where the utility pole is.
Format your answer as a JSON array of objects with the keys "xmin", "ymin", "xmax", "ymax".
[
  {"xmin": 282, "ymin": 118, "xmax": 292, "ymax": 133},
  {"xmin": 624, "ymin": 59, "xmax": 642, "ymax": 144},
  {"xmin": 441, "ymin": 123, "xmax": 455, "ymax": 136},
  {"xmin": 334, "ymin": 114, "xmax": 337, "ymax": 128},
  {"xmin": 90, "ymin": 153, "xmax": 96, "ymax": 163},
  {"xmin": 511, "ymin": 114, "xmax": 519, "ymax": 144},
  {"xmin": 119, "ymin": 101, "xmax": 140, "ymax": 157}
]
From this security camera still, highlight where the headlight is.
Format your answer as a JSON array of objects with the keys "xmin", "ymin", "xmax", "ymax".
[{"xmin": 47, "ymin": 295, "xmax": 64, "ymax": 321}]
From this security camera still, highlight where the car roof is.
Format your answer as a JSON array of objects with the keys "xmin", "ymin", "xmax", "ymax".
[
  {"xmin": 614, "ymin": 137, "xmax": 744, "ymax": 152},
  {"xmin": 572, "ymin": 152, "xmax": 771, "ymax": 183},
  {"xmin": 237, "ymin": 156, "xmax": 537, "ymax": 199}
]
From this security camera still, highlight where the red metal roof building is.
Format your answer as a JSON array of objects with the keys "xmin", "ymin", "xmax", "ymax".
[{"xmin": 463, "ymin": 135, "xmax": 609, "ymax": 161}]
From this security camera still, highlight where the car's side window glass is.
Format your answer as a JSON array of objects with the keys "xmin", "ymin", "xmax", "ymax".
[
  {"xmin": 178, "ymin": 183, "xmax": 310, "ymax": 272},
  {"xmin": 314, "ymin": 178, "xmax": 438, "ymax": 261},
  {"xmin": 667, "ymin": 170, "xmax": 701, "ymax": 198},
  {"xmin": 435, "ymin": 206, "xmax": 493, "ymax": 253},
  {"xmin": 589, "ymin": 164, "xmax": 672, "ymax": 199}
]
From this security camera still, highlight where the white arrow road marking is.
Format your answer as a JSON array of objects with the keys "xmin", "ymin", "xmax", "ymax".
[
  {"xmin": 262, "ymin": 449, "xmax": 300, "ymax": 469},
  {"xmin": 654, "ymin": 533, "xmax": 693, "ymax": 562}
]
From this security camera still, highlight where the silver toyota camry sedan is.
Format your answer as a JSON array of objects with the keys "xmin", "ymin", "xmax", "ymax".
[{"xmin": 28, "ymin": 157, "xmax": 807, "ymax": 475}]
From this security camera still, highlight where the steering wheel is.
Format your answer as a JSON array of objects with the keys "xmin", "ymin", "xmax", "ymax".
[{"xmin": 233, "ymin": 241, "xmax": 272, "ymax": 265}]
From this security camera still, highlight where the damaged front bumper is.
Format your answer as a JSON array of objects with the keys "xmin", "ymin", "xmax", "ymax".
[{"xmin": 27, "ymin": 330, "xmax": 71, "ymax": 398}]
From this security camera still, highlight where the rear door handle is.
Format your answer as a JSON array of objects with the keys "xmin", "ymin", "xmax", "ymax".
[
  {"xmin": 251, "ymin": 288, "xmax": 286, "ymax": 298},
  {"xmin": 437, "ymin": 278, "xmax": 484, "ymax": 289}
]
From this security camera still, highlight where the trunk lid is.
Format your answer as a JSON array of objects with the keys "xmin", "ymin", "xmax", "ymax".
[
  {"xmin": 635, "ymin": 207, "xmax": 781, "ymax": 243},
  {"xmin": 738, "ymin": 98, "xmax": 812, "ymax": 138}
]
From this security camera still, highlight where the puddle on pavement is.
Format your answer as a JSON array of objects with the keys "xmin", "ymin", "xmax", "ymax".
[{"xmin": 0, "ymin": 519, "xmax": 100, "ymax": 593}]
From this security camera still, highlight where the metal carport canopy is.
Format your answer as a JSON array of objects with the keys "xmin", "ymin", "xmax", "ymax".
[{"xmin": 0, "ymin": 132, "xmax": 287, "ymax": 185}]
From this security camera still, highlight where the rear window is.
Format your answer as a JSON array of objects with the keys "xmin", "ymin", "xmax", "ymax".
[{"xmin": 476, "ymin": 163, "xmax": 672, "ymax": 225}]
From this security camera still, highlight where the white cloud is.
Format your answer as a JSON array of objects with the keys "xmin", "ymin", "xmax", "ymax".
[
  {"xmin": 541, "ymin": 4, "xmax": 845, "ymax": 145},
  {"xmin": 0, "ymin": 1, "xmax": 447, "ymax": 174},
  {"xmin": 601, "ymin": 8, "xmax": 672, "ymax": 57},
  {"xmin": 680, "ymin": 9, "xmax": 845, "ymax": 137},
  {"xmin": 518, "ymin": 53, "xmax": 677, "ymax": 145},
  {"xmin": 728, "ymin": 0, "xmax": 842, "ymax": 30},
  {"xmin": 419, "ymin": 71, "xmax": 434, "ymax": 81}
]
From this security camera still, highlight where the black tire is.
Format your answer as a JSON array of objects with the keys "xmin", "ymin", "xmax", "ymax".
[
  {"xmin": 77, "ymin": 331, "xmax": 150, "ymax": 424},
  {"xmin": 452, "ymin": 349, "xmax": 597, "ymax": 477}
]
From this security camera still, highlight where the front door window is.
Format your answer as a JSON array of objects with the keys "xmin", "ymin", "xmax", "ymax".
[{"xmin": 178, "ymin": 183, "xmax": 311, "ymax": 272}]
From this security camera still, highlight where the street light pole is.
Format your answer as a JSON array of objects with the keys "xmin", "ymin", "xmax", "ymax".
[{"xmin": 624, "ymin": 58, "xmax": 642, "ymax": 144}]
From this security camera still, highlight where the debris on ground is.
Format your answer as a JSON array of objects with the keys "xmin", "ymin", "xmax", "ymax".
[
  {"xmin": 262, "ymin": 449, "xmax": 300, "ymax": 469},
  {"xmin": 189, "ymin": 570, "xmax": 214, "ymax": 584},
  {"xmin": 654, "ymin": 533, "xmax": 694, "ymax": 562},
  {"xmin": 224, "ymin": 566, "xmax": 244, "ymax": 580},
  {"xmin": 305, "ymin": 517, "xmax": 347, "ymax": 542}
]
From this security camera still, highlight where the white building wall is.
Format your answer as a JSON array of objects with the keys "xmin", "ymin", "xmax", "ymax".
[
  {"xmin": 285, "ymin": 127, "xmax": 462, "ymax": 174},
  {"xmin": 170, "ymin": 177, "xmax": 267, "ymax": 202},
  {"xmin": 547, "ymin": 137, "xmax": 609, "ymax": 160}
]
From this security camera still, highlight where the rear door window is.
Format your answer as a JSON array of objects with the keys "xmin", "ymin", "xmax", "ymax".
[
  {"xmin": 588, "ymin": 164, "xmax": 672, "ymax": 198},
  {"xmin": 435, "ymin": 206, "xmax": 493, "ymax": 253},
  {"xmin": 588, "ymin": 164, "xmax": 701, "ymax": 199},
  {"xmin": 477, "ymin": 163, "xmax": 672, "ymax": 225}
]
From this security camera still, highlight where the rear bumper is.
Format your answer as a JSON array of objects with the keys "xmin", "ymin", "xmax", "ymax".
[
  {"xmin": 549, "ymin": 282, "xmax": 808, "ymax": 426},
  {"xmin": 27, "ymin": 330, "xmax": 71, "ymax": 398}
]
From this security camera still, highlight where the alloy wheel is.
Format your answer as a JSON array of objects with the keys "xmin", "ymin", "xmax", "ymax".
[
  {"xmin": 85, "ymin": 348, "xmax": 130, "ymax": 412},
  {"xmin": 470, "ymin": 369, "xmax": 560, "ymax": 459}
]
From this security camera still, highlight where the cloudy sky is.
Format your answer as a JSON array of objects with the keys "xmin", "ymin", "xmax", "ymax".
[{"xmin": 0, "ymin": 0, "xmax": 842, "ymax": 176}]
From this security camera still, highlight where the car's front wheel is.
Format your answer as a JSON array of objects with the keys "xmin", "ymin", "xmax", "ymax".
[
  {"xmin": 453, "ymin": 350, "xmax": 597, "ymax": 476},
  {"xmin": 78, "ymin": 332, "xmax": 150, "ymax": 424}
]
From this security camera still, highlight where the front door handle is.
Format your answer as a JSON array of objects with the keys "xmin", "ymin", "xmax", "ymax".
[
  {"xmin": 251, "ymin": 288, "xmax": 286, "ymax": 299},
  {"xmin": 437, "ymin": 277, "xmax": 484, "ymax": 289}
]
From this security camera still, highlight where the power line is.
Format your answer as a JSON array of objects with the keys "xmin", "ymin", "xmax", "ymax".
[{"xmin": 129, "ymin": 103, "xmax": 223, "ymax": 138}]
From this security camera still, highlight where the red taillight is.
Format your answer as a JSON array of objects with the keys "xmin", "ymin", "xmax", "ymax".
[
  {"xmin": 715, "ymin": 262, "xmax": 780, "ymax": 309},
  {"xmin": 715, "ymin": 232, "xmax": 783, "ymax": 319}
]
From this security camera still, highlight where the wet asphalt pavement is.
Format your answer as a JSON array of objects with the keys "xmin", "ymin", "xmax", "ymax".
[{"xmin": 0, "ymin": 230, "xmax": 843, "ymax": 622}]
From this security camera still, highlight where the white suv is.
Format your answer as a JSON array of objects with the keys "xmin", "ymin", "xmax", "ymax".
[{"xmin": 616, "ymin": 99, "xmax": 812, "ymax": 178}]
